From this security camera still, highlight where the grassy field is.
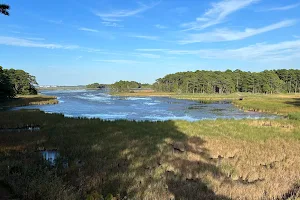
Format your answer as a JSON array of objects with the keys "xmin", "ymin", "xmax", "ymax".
[
  {"xmin": 0, "ymin": 109, "xmax": 300, "ymax": 199},
  {"xmin": 0, "ymin": 95, "xmax": 58, "ymax": 110}
]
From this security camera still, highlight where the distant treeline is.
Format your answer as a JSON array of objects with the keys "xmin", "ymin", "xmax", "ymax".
[
  {"xmin": 0, "ymin": 66, "xmax": 38, "ymax": 100},
  {"xmin": 153, "ymin": 69, "xmax": 300, "ymax": 94},
  {"xmin": 110, "ymin": 81, "xmax": 152, "ymax": 92},
  {"xmin": 86, "ymin": 83, "xmax": 106, "ymax": 89}
]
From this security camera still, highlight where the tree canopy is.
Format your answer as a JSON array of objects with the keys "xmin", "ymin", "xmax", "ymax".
[
  {"xmin": 86, "ymin": 83, "xmax": 105, "ymax": 89},
  {"xmin": 153, "ymin": 69, "xmax": 300, "ymax": 94},
  {"xmin": 0, "ymin": 4, "xmax": 10, "ymax": 16},
  {"xmin": 0, "ymin": 66, "xmax": 38, "ymax": 100},
  {"xmin": 0, "ymin": 66, "xmax": 15, "ymax": 99},
  {"xmin": 110, "ymin": 80, "xmax": 142, "ymax": 92}
]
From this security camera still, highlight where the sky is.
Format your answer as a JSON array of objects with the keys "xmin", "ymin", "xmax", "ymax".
[{"xmin": 0, "ymin": 0, "xmax": 300, "ymax": 85}]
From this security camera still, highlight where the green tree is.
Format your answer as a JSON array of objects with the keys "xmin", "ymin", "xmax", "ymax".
[
  {"xmin": 86, "ymin": 83, "xmax": 104, "ymax": 89},
  {"xmin": 4, "ymin": 69, "xmax": 38, "ymax": 95},
  {"xmin": 0, "ymin": 66, "xmax": 15, "ymax": 99},
  {"xmin": 0, "ymin": 4, "xmax": 10, "ymax": 16},
  {"xmin": 153, "ymin": 69, "xmax": 299, "ymax": 94},
  {"xmin": 110, "ymin": 80, "xmax": 141, "ymax": 92}
]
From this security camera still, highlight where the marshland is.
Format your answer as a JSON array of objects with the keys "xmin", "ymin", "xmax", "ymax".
[
  {"xmin": 1, "ymin": 0, "xmax": 300, "ymax": 199},
  {"xmin": 1, "ymin": 68, "xmax": 300, "ymax": 199}
]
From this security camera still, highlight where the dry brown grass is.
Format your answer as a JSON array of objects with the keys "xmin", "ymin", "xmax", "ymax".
[{"xmin": 0, "ymin": 110, "xmax": 300, "ymax": 199}]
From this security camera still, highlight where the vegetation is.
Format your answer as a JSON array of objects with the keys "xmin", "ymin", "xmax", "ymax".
[
  {"xmin": 0, "ymin": 66, "xmax": 38, "ymax": 101},
  {"xmin": 2, "ymin": 67, "xmax": 300, "ymax": 199},
  {"xmin": 110, "ymin": 80, "xmax": 142, "ymax": 92},
  {"xmin": 4, "ymin": 68, "xmax": 38, "ymax": 95},
  {"xmin": 0, "ymin": 95, "xmax": 58, "ymax": 109},
  {"xmin": 0, "ymin": 4, "xmax": 9, "ymax": 16},
  {"xmin": 0, "ymin": 66, "xmax": 15, "ymax": 99},
  {"xmin": 0, "ymin": 110, "xmax": 300, "ymax": 199},
  {"xmin": 86, "ymin": 83, "xmax": 105, "ymax": 89},
  {"xmin": 153, "ymin": 69, "xmax": 300, "ymax": 94}
]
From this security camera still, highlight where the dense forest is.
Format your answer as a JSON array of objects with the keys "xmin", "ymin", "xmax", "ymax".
[
  {"xmin": 153, "ymin": 69, "xmax": 300, "ymax": 94},
  {"xmin": 0, "ymin": 66, "xmax": 38, "ymax": 100},
  {"xmin": 110, "ymin": 81, "xmax": 153, "ymax": 92}
]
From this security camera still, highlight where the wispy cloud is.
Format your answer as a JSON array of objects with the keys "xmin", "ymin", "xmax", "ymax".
[
  {"xmin": 101, "ymin": 21, "xmax": 123, "ymax": 28},
  {"xmin": 95, "ymin": 1, "xmax": 160, "ymax": 21},
  {"xmin": 179, "ymin": 20, "xmax": 296, "ymax": 44},
  {"xmin": 94, "ymin": 59, "xmax": 142, "ymax": 64},
  {"xmin": 136, "ymin": 40, "xmax": 300, "ymax": 61},
  {"xmin": 181, "ymin": 0, "xmax": 260, "ymax": 31},
  {"xmin": 155, "ymin": 24, "xmax": 167, "ymax": 29},
  {"xmin": 78, "ymin": 27, "xmax": 99, "ymax": 33},
  {"xmin": 0, "ymin": 36, "xmax": 78, "ymax": 49},
  {"xmin": 75, "ymin": 56, "xmax": 83, "ymax": 60},
  {"xmin": 133, "ymin": 53, "xmax": 161, "ymax": 59},
  {"xmin": 25, "ymin": 37, "xmax": 45, "ymax": 41},
  {"xmin": 47, "ymin": 19, "xmax": 63, "ymax": 25},
  {"xmin": 131, "ymin": 35, "xmax": 159, "ymax": 40},
  {"xmin": 260, "ymin": 3, "xmax": 300, "ymax": 11}
]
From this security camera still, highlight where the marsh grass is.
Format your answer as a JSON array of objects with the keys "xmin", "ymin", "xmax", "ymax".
[
  {"xmin": 0, "ymin": 95, "xmax": 58, "ymax": 109},
  {"xmin": 1, "ymin": 109, "xmax": 300, "ymax": 199},
  {"xmin": 114, "ymin": 92, "xmax": 300, "ymax": 117}
]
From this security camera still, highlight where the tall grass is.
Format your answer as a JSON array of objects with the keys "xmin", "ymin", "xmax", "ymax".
[
  {"xmin": 1, "ymin": 110, "xmax": 300, "ymax": 199},
  {"xmin": 0, "ymin": 95, "xmax": 58, "ymax": 109}
]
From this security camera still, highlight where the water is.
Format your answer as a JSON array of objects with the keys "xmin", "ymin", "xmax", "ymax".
[{"xmin": 13, "ymin": 90, "xmax": 276, "ymax": 121}]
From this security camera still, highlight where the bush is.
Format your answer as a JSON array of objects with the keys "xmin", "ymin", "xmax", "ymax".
[{"xmin": 288, "ymin": 112, "xmax": 300, "ymax": 120}]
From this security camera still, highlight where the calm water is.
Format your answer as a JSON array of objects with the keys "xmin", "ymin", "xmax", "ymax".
[{"xmin": 14, "ymin": 90, "xmax": 276, "ymax": 121}]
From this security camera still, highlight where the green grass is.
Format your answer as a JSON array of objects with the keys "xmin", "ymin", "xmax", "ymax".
[{"xmin": 1, "ymin": 110, "xmax": 300, "ymax": 199}]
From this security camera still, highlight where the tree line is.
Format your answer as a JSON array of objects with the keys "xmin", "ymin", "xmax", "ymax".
[
  {"xmin": 109, "ymin": 81, "xmax": 152, "ymax": 92},
  {"xmin": 86, "ymin": 83, "xmax": 106, "ymax": 89},
  {"xmin": 0, "ymin": 66, "xmax": 38, "ymax": 100},
  {"xmin": 152, "ymin": 69, "xmax": 300, "ymax": 94}
]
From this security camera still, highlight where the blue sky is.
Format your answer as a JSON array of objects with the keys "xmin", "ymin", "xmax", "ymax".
[{"xmin": 0, "ymin": 0, "xmax": 300, "ymax": 85}]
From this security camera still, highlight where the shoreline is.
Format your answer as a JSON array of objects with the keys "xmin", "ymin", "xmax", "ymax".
[
  {"xmin": 0, "ymin": 94, "xmax": 58, "ymax": 110},
  {"xmin": 113, "ymin": 92, "xmax": 300, "ymax": 117}
]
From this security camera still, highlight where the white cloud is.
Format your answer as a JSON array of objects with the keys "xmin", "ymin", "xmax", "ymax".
[
  {"xmin": 101, "ymin": 18, "xmax": 123, "ymax": 22},
  {"xmin": 75, "ymin": 56, "xmax": 83, "ymax": 60},
  {"xmin": 95, "ymin": 1, "xmax": 160, "ymax": 21},
  {"xmin": 181, "ymin": 0, "xmax": 260, "ymax": 31},
  {"xmin": 47, "ymin": 19, "xmax": 63, "ymax": 25},
  {"xmin": 94, "ymin": 59, "xmax": 143, "ymax": 64},
  {"xmin": 131, "ymin": 35, "xmax": 159, "ymax": 40},
  {"xmin": 179, "ymin": 20, "xmax": 296, "ymax": 44},
  {"xmin": 136, "ymin": 40, "xmax": 300, "ymax": 61},
  {"xmin": 0, "ymin": 36, "xmax": 79, "ymax": 49},
  {"xmin": 78, "ymin": 27, "xmax": 99, "ymax": 32},
  {"xmin": 25, "ymin": 37, "xmax": 45, "ymax": 41},
  {"xmin": 262, "ymin": 3, "xmax": 300, "ymax": 11},
  {"xmin": 133, "ymin": 53, "xmax": 161, "ymax": 58},
  {"xmin": 155, "ymin": 24, "xmax": 167, "ymax": 29},
  {"xmin": 101, "ymin": 21, "xmax": 123, "ymax": 28}
]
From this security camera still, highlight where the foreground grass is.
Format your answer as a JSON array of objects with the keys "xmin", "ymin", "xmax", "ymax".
[
  {"xmin": 1, "ymin": 110, "xmax": 300, "ymax": 199},
  {"xmin": 0, "ymin": 95, "xmax": 58, "ymax": 109}
]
